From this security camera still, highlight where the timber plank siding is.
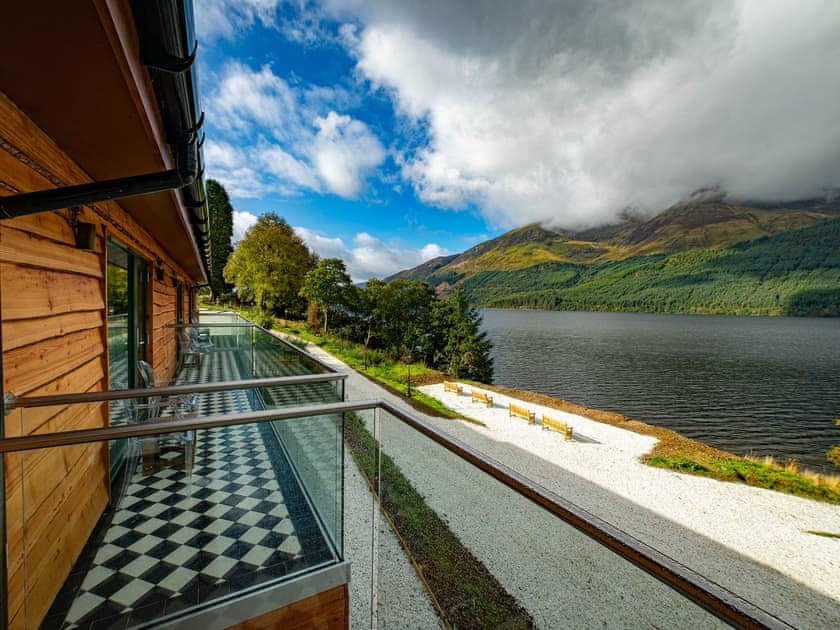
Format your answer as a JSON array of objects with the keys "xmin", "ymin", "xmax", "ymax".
[
  {"xmin": 1, "ymin": 87, "xmax": 199, "ymax": 627},
  {"xmin": 226, "ymin": 585, "xmax": 350, "ymax": 630}
]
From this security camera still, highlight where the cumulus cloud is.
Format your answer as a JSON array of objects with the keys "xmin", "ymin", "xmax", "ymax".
[
  {"xmin": 294, "ymin": 226, "xmax": 447, "ymax": 281},
  {"xmin": 233, "ymin": 210, "xmax": 259, "ymax": 243},
  {"xmin": 311, "ymin": 112, "xmax": 386, "ymax": 197},
  {"xmin": 196, "ymin": 0, "xmax": 280, "ymax": 41},
  {"xmin": 204, "ymin": 63, "xmax": 385, "ymax": 199},
  {"xmin": 324, "ymin": 0, "xmax": 840, "ymax": 228}
]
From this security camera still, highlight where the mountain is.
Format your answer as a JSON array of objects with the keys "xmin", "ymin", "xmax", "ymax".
[{"xmin": 391, "ymin": 198, "xmax": 840, "ymax": 316}]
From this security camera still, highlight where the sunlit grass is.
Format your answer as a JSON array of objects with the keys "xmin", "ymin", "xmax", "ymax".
[{"xmin": 265, "ymin": 318, "xmax": 478, "ymax": 422}]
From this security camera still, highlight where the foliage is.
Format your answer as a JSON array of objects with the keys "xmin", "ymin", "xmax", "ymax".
[
  {"xmin": 223, "ymin": 213, "xmax": 316, "ymax": 315},
  {"xmin": 430, "ymin": 287, "xmax": 494, "ymax": 382},
  {"xmin": 299, "ymin": 258, "xmax": 353, "ymax": 334},
  {"xmin": 830, "ymin": 418, "xmax": 840, "ymax": 468},
  {"xmin": 206, "ymin": 179, "xmax": 234, "ymax": 301},
  {"xmin": 447, "ymin": 219, "xmax": 840, "ymax": 316},
  {"xmin": 327, "ymin": 279, "xmax": 495, "ymax": 382},
  {"xmin": 106, "ymin": 264, "xmax": 128, "ymax": 315}
]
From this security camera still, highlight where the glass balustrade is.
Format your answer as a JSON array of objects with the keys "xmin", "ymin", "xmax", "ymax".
[
  {"xmin": 352, "ymin": 404, "xmax": 782, "ymax": 629},
  {"xmin": 4, "ymin": 396, "xmax": 344, "ymax": 629}
]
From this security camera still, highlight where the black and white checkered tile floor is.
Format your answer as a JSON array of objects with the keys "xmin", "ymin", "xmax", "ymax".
[{"xmin": 43, "ymin": 341, "xmax": 336, "ymax": 629}]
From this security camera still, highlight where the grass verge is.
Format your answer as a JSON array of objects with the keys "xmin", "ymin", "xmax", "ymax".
[
  {"xmin": 270, "ymin": 320, "xmax": 483, "ymax": 424},
  {"xmin": 344, "ymin": 411, "xmax": 533, "ymax": 628}
]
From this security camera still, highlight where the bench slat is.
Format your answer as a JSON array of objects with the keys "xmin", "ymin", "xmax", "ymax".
[
  {"xmin": 471, "ymin": 390, "xmax": 494, "ymax": 407},
  {"xmin": 509, "ymin": 403, "xmax": 535, "ymax": 424},
  {"xmin": 542, "ymin": 414, "xmax": 574, "ymax": 440},
  {"xmin": 443, "ymin": 380, "xmax": 463, "ymax": 394}
]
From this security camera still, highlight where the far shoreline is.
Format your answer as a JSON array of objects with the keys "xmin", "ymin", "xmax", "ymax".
[{"xmin": 478, "ymin": 305, "xmax": 840, "ymax": 319}]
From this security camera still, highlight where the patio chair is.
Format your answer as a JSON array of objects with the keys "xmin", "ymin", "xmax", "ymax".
[
  {"xmin": 135, "ymin": 360, "xmax": 198, "ymax": 481},
  {"xmin": 178, "ymin": 328, "xmax": 202, "ymax": 368}
]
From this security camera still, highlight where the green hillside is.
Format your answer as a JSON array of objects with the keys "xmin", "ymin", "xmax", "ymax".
[
  {"xmin": 466, "ymin": 219, "xmax": 840, "ymax": 316},
  {"xmin": 393, "ymin": 198, "xmax": 840, "ymax": 317}
]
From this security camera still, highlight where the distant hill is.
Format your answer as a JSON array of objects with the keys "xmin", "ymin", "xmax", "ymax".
[{"xmin": 391, "ymin": 198, "xmax": 840, "ymax": 316}]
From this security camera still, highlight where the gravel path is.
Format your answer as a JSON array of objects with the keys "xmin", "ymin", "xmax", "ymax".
[
  {"xmin": 293, "ymin": 337, "xmax": 840, "ymax": 628},
  {"xmin": 343, "ymin": 447, "xmax": 442, "ymax": 629}
]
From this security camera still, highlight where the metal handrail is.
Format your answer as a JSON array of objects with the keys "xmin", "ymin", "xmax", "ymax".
[
  {"xmin": 186, "ymin": 314, "xmax": 341, "ymax": 374},
  {"xmin": 0, "ymin": 400, "xmax": 372, "ymax": 453},
  {"xmin": 166, "ymin": 323, "xmax": 256, "ymax": 328},
  {"xmin": 0, "ymin": 397, "xmax": 787, "ymax": 629},
  {"xmin": 376, "ymin": 401, "xmax": 787, "ymax": 630},
  {"xmin": 4, "ymin": 373, "xmax": 345, "ymax": 410}
]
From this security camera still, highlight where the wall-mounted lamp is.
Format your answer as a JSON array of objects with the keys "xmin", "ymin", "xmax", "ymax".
[
  {"xmin": 155, "ymin": 258, "xmax": 165, "ymax": 282},
  {"xmin": 70, "ymin": 208, "xmax": 96, "ymax": 250}
]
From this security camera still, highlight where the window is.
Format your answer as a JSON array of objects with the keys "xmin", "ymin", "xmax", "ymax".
[{"xmin": 107, "ymin": 240, "xmax": 148, "ymax": 390}]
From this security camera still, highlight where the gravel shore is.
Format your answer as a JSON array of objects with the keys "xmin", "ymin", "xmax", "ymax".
[
  {"xmin": 291, "ymin": 336, "xmax": 840, "ymax": 628},
  {"xmin": 418, "ymin": 382, "xmax": 840, "ymax": 628}
]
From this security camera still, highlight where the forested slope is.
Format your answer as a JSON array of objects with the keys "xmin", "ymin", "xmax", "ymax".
[{"xmin": 463, "ymin": 219, "xmax": 840, "ymax": 316}]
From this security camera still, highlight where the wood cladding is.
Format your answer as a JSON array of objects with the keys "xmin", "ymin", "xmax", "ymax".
[
  {"xmin": 226, "ymin": 585, "xmax": 349, "ymax": 630},
  {"xmin": 0, "ymin": 88, "xmax": 199, "ymax": 627}
]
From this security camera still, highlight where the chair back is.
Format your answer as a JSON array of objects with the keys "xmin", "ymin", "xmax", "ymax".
[
  {"xmin": 136, "ymin": 360, "xmax": 162, "ymax": 417},
  {"xmin": 137, "ymin": 360, "xmax": 158, "ymax": 388}
]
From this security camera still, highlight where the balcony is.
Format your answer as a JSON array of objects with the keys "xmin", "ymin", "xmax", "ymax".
[
  {"xmin": 2, "ymin": 314, "xmax": 347, "ymax": 629},
  {"xmin": 0, "ymin": 314, "xmax": 801, "ymax": 629}
]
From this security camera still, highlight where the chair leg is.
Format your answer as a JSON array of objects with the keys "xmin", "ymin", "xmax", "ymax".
[{"xmin": 184, "ymin": 431, "xmax": 194, "ymax": 493}]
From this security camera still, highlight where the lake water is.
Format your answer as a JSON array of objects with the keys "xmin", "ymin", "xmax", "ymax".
[{"xmin": 481, "ymin": 309, "xmax": 840, "ymax": 471}]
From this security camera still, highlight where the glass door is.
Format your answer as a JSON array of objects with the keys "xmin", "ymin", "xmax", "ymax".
[{"xmin": 107, "ymin": 240, "xmax": 148, "ymax": 483}]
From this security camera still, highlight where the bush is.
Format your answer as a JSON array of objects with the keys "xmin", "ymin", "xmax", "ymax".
[
  {"xmin": 252, "ymin": 309, "xmax": 274, "ymax": 330},
  {"xmin": 829, "ymin": 445, "xmax": 840, "ymax": 468}
]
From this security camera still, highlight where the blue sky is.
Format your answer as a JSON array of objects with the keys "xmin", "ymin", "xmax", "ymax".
[
  {"xmin": 196, "ymin": 1, "xmax": 839, "ymax": 280},
  {"xmin": 197, "ymin": 2, "xmax": 497, "ymax": 279}
]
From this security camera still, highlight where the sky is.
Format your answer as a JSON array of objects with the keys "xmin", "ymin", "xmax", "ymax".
[{"xmin": 196, "ymin": 0, "xmax": 840, "ymax": 281}]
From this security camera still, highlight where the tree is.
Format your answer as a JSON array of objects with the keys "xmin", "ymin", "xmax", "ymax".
[
  {"xmin": 300, "ymin": 258, "xmax": 353, "ymax": 334},
  {"xmin": 380, "ymin": 280, "xmax": 435, "ymax": 360},
  {"xmin": 223, "ymin": 213, "xmax": 315, "ymax": 314},
  {"xmin": 206, "ymin": 179, "xmax": 234, "ymax": 302},
  {"xmin": 434, "ymin": 287, "xmax": 494, "ymax": 382},
  {"xmin": 357, "ymin": 278, "xmax": 388, "ymax": 348}
]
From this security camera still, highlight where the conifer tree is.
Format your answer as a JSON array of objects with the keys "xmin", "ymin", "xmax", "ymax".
[{"xmin": 206, "ymin": 179, "xmax": 234, "ymax": 302}]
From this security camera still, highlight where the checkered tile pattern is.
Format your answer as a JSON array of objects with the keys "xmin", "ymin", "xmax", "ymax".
[
  {"xmin": 44, "ymin": 423, "xmax": 334, "ymax": 630},
  {"xmin": 43, "ymin": 328, "xmax": 339, "ymax": 630}
]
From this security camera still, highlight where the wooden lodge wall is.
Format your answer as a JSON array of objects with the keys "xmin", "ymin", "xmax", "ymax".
[{"xmin": 0, "ymin": 90, "xmax": 198, "ymax": 628}]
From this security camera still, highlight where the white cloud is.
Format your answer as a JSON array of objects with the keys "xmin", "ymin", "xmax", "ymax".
[
  {"xmin": 204, "ymin": 63, "xmax": 385, "ymax": 199},
  {"xmin": 196, "ymin": 0, "xmax": 280, "ymax": 41},
  {"xmin": 233, "ymin": 210, "xmax": 259, "ymax": 243},
  {"xmin": 420, "ymin": 243, "xmax": 446, "ymax": 260},
  {"xmin": 311, "ymin": 112, "xmax": 385, "ymax": 197},
  {"xmin": 326, "ymin": 0, "xmax": 840, "ymax": 228},
  {"xmin": 206, "ymin": 63, "xmax": 302, "ymax": 138},
  {"xmin": 294, "ymin": 226, "xmax": 447, "ymax": 281}
]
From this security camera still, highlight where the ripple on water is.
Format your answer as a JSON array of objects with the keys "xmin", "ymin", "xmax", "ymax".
[{"xmin": 483, "ymin": 309, "xmax": 840, "ymax": 471}]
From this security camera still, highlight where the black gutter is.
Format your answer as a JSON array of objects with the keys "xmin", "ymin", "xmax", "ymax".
[
  {"xmin": 0, "ymin": 0, "xmax": 211, "ymax": 279},
  {"xmin": 132, "ymin": 0, "xmax": 210, "ymax": 278}
]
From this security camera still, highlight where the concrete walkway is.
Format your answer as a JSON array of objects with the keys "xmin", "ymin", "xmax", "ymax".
[{"xmin": 292, "ymin": 337, "xmax": 840, "ymax": 629}]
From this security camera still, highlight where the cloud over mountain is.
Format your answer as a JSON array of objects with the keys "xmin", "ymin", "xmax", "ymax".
[{"xmin": 326, "ymin": 0, "xmax": 840, "ymax": 228}]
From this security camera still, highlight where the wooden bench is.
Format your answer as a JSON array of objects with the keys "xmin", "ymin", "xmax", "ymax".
[
  {"xmin": 471, "ymin": 390, "xmax": 494, "ymax": 407},
  {"xmin": 542, "ymin": 414, "xmax": 574, "ymax": 440},
  {"xmin": 509, "ymin": 402, "xmax": 536, "ymax": 424},
  {"xmin": 444, "ymin": 380, "xmax": 463, "ymax": 395}
]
